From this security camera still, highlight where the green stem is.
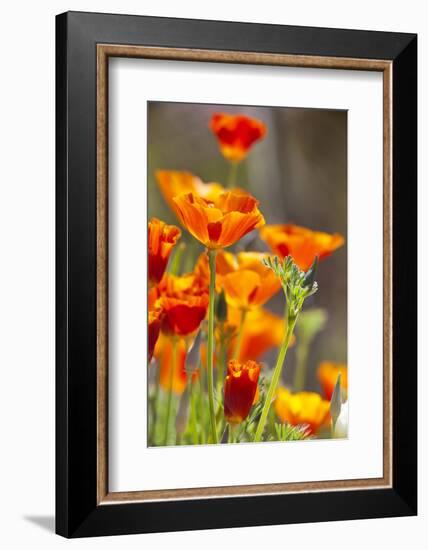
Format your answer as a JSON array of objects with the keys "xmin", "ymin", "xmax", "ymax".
[
  {"xmin": 207, "ymin": 249, "xmax": 219, "ymax": 443},
  {"xmin": 198, "ymin": 363, "xmax": 206, "ymax": 444},
  {"xmin": 228, "ymin": 424, "xmax": 237, "ymax": 444},
  {"xmin": 163, "ymin": 338, "xmax": 177, "ymax": 446},
  {"xmin": 227, "ymin": 162, "xmax": 238, "ymax": 188},
  {"xmin": 253, "ymin": 315, "xmax": 298, "ymax": 442},
  {"xmin": 149, "ymin": 364, "xmax": 161, "ymax": 445},
  {"xmin": 190, "ymin": 378, "xmax": 199, "ymax": 445},
  {"xmin": 215, "ymin": 402, "xmax": 223, "ymax": 429},
  {"xmin": 233, "ymin": 308, "xmax": 247, "ymax": 360},
  {"xmin": 169, "ymin": 242, "xmax": 186, "ymax": 275}
]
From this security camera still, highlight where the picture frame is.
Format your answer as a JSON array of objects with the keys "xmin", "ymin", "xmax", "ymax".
[{"xmin": 56, "ymin": 11, "xmax": 417, "ymax": 538}]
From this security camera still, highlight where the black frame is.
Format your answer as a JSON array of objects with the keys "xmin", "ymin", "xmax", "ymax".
[{"xmin": 56, "ymin": 11, "xmax": 417, "ymax": 538}]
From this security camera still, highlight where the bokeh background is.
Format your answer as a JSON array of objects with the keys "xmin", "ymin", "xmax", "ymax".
[{"xmin": 148, "ymin": 102, "xmax": 347, "ymax": 392}]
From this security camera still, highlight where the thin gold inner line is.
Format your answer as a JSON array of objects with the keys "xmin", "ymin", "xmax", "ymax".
[{"xmin": 98, "ymin": 43, "xmax": 391, "ymax": 72}]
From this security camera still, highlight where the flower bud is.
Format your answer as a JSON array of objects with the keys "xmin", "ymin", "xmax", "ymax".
[
  {"xmin": 303, "ymin": 255, "xmax": 318, "ymax": 289},
  {"xmin": 224, "ymin": 360, "xmax": 261, "ymax": 424},
  {"xmin": 333, "ymin": 400, "xmax": 348, "ymax": 438},
  {"xmin": 330, "ymin": 373, "xmax": 342, "ymax": 428}
]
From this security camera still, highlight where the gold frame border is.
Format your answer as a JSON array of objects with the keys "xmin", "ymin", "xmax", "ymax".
[{"xmin": 96, "ymin": 44, "xmax": 393, "ymax": 504}]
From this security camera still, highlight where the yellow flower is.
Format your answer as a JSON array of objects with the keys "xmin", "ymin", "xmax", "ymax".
[{"xmin": 274, "ymin": 388, "xmax": 330, "ymax": 434}]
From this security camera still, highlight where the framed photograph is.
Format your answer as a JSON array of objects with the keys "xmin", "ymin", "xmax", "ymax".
[{"xmin": 56, "ymin": 11, "xmax": 417, "ymax": 538}]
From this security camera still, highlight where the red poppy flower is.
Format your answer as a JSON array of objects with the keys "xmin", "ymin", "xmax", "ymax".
[
  {"xmin": 157, "ymin": 273, "xmax": 209, "ymax": 336},
  {"xmin": 210, "ymin": 113, "xmax": 267, "ymax": 162},
  {"xmin": 224, "ymin": 359, "xmax": 261, "ymax": 424}
]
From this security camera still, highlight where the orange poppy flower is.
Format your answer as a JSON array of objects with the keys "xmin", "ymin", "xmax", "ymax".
[
  {"xmin": 260, "ymin": 223, "xmax": 345, "ymax": 271},
  {"xmin": 154, "ymin": 334, "xmax": 188, "ymax": 395},
  {"xmin": 224, "ymin": 359, "xmax": 261, "ymax": 424},
  {"xmin": 195, "ymin": 251, "xmax": 280, "ymax": 309},
  {"xmin": 223, "ymin": 252, "xmax": 281, "ymax": 309},
  {"xmin": 228, "ymin": 307, "xmax": 291, "ymax": 362},
  {"xmin": 148, "ymin": 309, "xmax": 162, "ymax": 361},
  {"xmin": 274, "ymin": 388, "xmax": 330, "ymax": 435},
  {"xmin": 210, "ymin": 113, "xmax": 267, "ymax": 162},
  {"xmin": 156, "ymin": 171, "xmax": 225, "ymax": 219},
  {"xmin": 317, "ymin": 361, "xmax": 348, "ymax": 401},
  {"xmin": 194, "ymin": 249, "xmax": 235, "ymax": 288},
  {"xmin": 148, "ymin": 218, "xmax": 181, "ymax": 286},
  {"xmin": 173, "ymin": 190, "xmax": 265, "ymax": 249},
  {"xmin": 157, "ymin": 273, "xmax": 209, "ymax": 336}
]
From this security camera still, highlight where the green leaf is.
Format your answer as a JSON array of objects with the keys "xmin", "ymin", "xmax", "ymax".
[{"xmin": 273, "ymin": 422, "xmax": 311, "ymax": 441}]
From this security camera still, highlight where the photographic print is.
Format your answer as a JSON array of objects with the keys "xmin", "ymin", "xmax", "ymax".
[{"xmin": 148, "ymin": 102, "xmax": 347, "ymax": 447}]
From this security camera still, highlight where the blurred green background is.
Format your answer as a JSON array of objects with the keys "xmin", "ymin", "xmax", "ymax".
[{"xmin": 148, "ymin": 101, "xmax": 347, "ymax": 393}]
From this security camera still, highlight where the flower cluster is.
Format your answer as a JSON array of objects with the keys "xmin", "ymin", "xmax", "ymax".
[{"xmin": 148, "ymin": 111, "xmax": 346, "ymax": 446}]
